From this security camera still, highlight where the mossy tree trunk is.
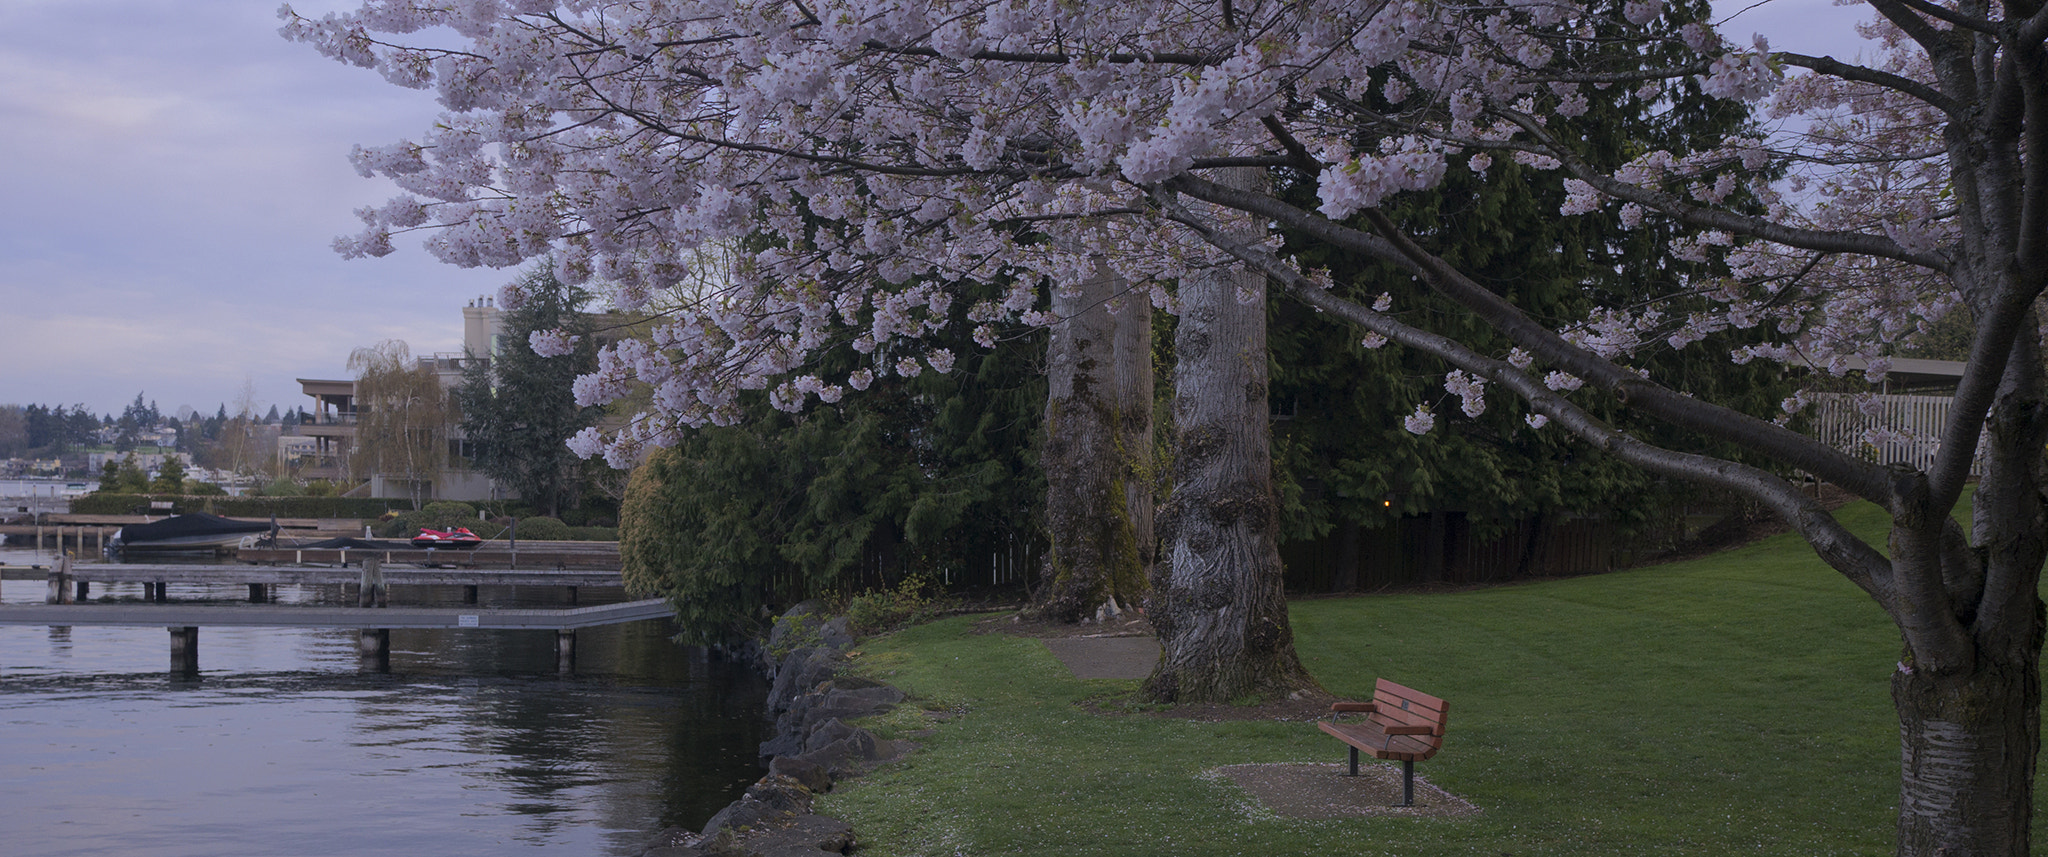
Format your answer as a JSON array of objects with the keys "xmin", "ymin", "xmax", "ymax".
[{"xmin": 1036, "ymin": 262, "xmax": 1153, "ymax": 622}]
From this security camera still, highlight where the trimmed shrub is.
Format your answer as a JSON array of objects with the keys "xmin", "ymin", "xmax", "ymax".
[
  {"xmin": 378, "ymin": 502, "xmax": 493, "ymax": 538},
  {"xmin": 508, "ymin": 516, "xmax": 571, "ymax": 541},
  {"xmin": 566, "ymin": 526, "xmax": 618, "ymax": 541}
]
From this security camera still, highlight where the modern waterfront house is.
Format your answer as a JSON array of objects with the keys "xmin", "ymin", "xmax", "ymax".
[{"xmin": 289, "ymin": 296, "xmax": 509, "ymax": 503}]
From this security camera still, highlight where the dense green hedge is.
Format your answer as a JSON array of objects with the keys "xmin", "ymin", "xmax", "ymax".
[{"xmin": 72, "ymin": 494, "xmax": 406, "ymax": 519}]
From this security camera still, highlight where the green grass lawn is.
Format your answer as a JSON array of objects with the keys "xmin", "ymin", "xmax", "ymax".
[{"xmin": 818, "ymin": 502, "xmax": 2044, "ymax": 856}]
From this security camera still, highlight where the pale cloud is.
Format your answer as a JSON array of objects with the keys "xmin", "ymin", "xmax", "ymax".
[{"xmin": 0, "ymin": 0, "xmax": 508, "ymax": 417}]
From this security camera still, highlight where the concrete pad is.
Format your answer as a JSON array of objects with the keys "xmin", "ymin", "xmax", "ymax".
[{"xmin": 1041, "ymin": 635, "xmax": 1159, "ymax": 679}]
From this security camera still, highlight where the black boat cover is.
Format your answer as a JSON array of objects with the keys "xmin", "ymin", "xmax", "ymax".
[{"xmin": 116, "ymin": 513, "xmax": 271, "ymax": 543}]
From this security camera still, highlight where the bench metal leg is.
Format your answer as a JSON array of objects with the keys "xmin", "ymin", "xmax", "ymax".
[
  {"xmin": 1347, "ymin": 746, "xmax": 1359, "ymax": 776},
  {"xmin": 1400, "ymin": 760, "xmax": 1415, "ymax": 807}
]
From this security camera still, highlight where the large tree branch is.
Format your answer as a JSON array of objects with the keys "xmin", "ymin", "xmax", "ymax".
[
  {"xmin": 2013, "ymin": 38, "xmax": 2048, "ymax": 280},
  {"xmin": 1875, "ymin": 0, "xmax": 2002, "ymax": 35},
  {"xmin": 1153, "ymin": 189, "xmax": 1897, "ymax": 600},
  {"xmin": 1921, "ymin": 47, "xmax": 2048, "ymax": 508},
  {"xmin": 1777, "ymin": 52, "xmax": 1962, "ymax": 114},
  {"xmin": 1865, "ymin": 0, "xmax": 1955, "ymax": 52},
  {"xmin": 2025, "ymin": 2, "xmax": 2048, "ymax": 43},
  {"xmin": 1164, "ymin": 172, "xmax": 1901, "ymax": 503}
]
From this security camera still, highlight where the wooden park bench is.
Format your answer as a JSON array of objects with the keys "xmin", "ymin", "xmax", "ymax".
[{"xmin": 1317, "ymin": 678, "xmax": 1449, "ymax": 807}]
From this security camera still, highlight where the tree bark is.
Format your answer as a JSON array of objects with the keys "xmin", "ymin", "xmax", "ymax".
[
  {"xmin": 1036, "ymin": 262, "xmax": 1153, "ymax": 622},
  {"xmin": 1892, "ymin": 650, "xmax": 2041, "ymax": 856},
  {"xmin": 1144, "ymin": 168, "xmax": 1316, "ymax": 703},
  {"xmin": 1116, "ymin": 280, "xmax": 1157, "ymax": 604}
]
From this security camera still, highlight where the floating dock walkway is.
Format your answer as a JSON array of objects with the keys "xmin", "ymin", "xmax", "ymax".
[
  {"xmin": 0, "ymin": 557, "xmax": 664, "ymax": 673},
  {"xmin": 0, "ymin": 599, "xmax": 672, "ymax": 630}
]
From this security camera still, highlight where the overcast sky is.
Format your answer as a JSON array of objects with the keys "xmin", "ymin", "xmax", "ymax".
[{"xmin": 0, "ymin": 1, "xmax": 1879, "ymax": 419}]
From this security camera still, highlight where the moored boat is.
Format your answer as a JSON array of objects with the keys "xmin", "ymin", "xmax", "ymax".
[
  {"xmin": 410, "ymin": 527, "xmax": 484, "ymax": 549},
  {"xmin": 108, "ymin": 513, "xmax": 273, "ymax": 556}
]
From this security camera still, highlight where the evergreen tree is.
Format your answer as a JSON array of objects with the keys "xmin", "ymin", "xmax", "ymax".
[
  {"xmin": 454, "ymin": 265, "xmax": 601, "ymax": 516},
  {"xmin": 114, "ymin": 454, "xmax": 149, "ymax": 493},
  {"xmin": 0, "ymin": 405, "xmax": 25, "ymax": 458},
  {"xmin": 621, "ymin": 289, "xmax": 1046, "ymax": 645},
  {"xmin": 114, "ymin": 392, "xmax": 159, "ymax": 452},
  {"xmin": 152, "ymin": 456, "xmax": 187, "ymax": 494},
  {"xmin": 1267, "ymin": 0, "xmax": 1786, "ymax": 583},
  {"xmin": 24, "ymin": 404, "xmax": 51, "ymax": 451},
  {"xmin": 67, "ymin": 407, "xmax": 100, "ymax": 451}
]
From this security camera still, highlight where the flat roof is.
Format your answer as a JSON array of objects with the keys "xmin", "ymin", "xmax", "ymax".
[{"xmin": 297, "ymin": 378, "xmax": 355, "ymax": 396}]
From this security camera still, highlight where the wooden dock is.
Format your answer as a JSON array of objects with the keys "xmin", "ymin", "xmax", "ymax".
[
  {"xmin": 0, "ymin": 598, "xmax": 672, "ymax": 630},
  {"xmin": 0, "ymin": 515, "xmax": 363, "ymax": 553},
  {"xmin": 0, "ymin": 562, "xmax": 622, "ymax": 588},
  {"xmin": 237, "ymin": 543, "xmax": 621, "ymax": 569},
  {"xmin": 0, "ymin": 597, "xmax": 672, "ymax": 673},
  {"xmin": 0, "ymin": 557, "xmax": 660, "ymax": 673}
]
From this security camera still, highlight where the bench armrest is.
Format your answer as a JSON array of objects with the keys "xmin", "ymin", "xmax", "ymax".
[
  {"xmin": 1382, "ymin": 724, "xmax": 1435, "ymax": 736},
  {"xmin": 1329, "ymin": 701, "xmax": 1377, "ymax": 713}
]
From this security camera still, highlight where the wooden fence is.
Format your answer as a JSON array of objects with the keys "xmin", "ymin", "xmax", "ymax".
[
  {"xmin": 1809, "ymin": 393, "xmax": 1983, "ymax": 476},
  {"xmin": 1281, "ymin": 512, "xmax": 1614, "ymax": 593}
]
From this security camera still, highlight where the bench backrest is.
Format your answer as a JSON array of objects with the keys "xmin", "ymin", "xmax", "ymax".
[{"xmin": 1371, "ymin": 678, "xmax": 1449, "ymax": 738}]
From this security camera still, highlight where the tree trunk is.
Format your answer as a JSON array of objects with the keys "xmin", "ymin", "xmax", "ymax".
[
  {"xmin": 1892, "ymin": 648, "xmax": 2041, "ymax": 856},
  {"xmin": 1885, "ymin": 318, "xmax": 2047, "ymax": 857},
  {"xmin": 1036, "ymin": 263, "xmax": 1152, "ymax": 622},
  {"xmin": 1115, "ymin": 280, "xmax": 1157, "ymax": 605},
  {"xmin": 1144, "ymin": 168, "xmax": 1316, "ymax": 703}
]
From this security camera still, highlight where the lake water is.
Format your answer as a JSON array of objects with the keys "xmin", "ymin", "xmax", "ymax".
[
  {"xmin": 0, "ymin": 479, "xmax": 92, "ymax": 515},
  {"xmin": 0, "ymin": 546, "xmax": 769, "ymax": 857}
]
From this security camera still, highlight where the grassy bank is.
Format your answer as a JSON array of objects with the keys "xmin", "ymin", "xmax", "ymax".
[{"xmin": 818, "ymin": 502, "xmax": 2046, "ymax": 856}]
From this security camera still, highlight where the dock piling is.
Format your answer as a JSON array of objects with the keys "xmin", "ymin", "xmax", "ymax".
[
  {"xmin": 556, "ymin": 629, "xmax": 575, "ymax": 673},
  {"xmin": 169, "ymin": 626, "xmax": 199, "ymax": 674},
  {"xmin": 358, "ymin": 628, "xmax": 390, "ymax": 672},
  {"xmin": 358, "ymin": 557, "xmax": 386, "ymax": 608},
  {"xmin": 47, "ymin": 556, "xmax": 71, "ymax": 604}
]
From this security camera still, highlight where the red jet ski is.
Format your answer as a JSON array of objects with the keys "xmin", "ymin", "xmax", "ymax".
[{"xmin": 411, "ymin": 526, "xmax": 484, "ymax": 549}]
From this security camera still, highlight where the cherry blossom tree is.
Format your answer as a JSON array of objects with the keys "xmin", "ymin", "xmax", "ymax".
[{"xmin": 285, "ymin": 2, "xmax": 2046, "ymax": 851}]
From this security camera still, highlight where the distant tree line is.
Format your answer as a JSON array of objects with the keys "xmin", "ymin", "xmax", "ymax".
[{"xmin": 0, "ymin": 393, "xmax": 305, "ymax": 476}]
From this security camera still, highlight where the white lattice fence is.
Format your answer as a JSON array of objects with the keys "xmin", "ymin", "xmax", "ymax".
[{"xmin": 1809, "ymin": 393, "xmax": 1983, "ymax": 475}]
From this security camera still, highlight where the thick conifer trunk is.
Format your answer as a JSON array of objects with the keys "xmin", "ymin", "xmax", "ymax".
[
  {"xmin": 1036, "ymin": 265, "xmax": 1152, "ymax": 622},
  {"xmin": 1116, "ymin": 283, "xmax": 1157, "ymax": 602},
  {"xmin": 1144, "ymin": 170, "xmax": 1315, "ymax": 702}
]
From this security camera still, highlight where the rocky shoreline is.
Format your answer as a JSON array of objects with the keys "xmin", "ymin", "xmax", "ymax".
[{"xmin": 637, "ymin": 605, "xmax": 905, "ymax": 857}]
